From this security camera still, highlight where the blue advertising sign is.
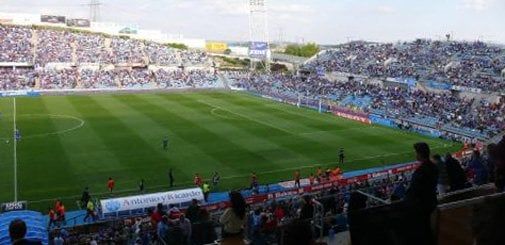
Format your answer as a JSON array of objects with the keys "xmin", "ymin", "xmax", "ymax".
[
  {"xmin": 426, "ymin": 80, "xmax": 452, "ymax": 90},
  {"xmin": 369, "ymin": 114, "xmax": 395, "ymax": 128},
  {"xmin": 0, "ymin": 91, "xmax": 40, "ymax": 97},
  {"xmin": 249, "ymin": 42, "xmax": 269, "ymax": 59}
]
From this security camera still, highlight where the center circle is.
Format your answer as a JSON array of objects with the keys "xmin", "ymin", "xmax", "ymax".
[
  {"xmin": 210, "ymin": 108, "xmax": 241, "ymax": 120},
  {"xmin": 12, "ymin": 114, "xmax": 85, "ymax": 139}
]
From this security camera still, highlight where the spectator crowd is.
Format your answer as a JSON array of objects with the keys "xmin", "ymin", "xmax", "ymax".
[
  {"xmin": 0, "ymin": 25, "xmax": 211, "ymax": 67},
  {"xmin": 225, "ymin": 71, "xmax": 504, "ymax": 139},
  {"xmin": 305, "ymin": 40, "xmax": 505, "ymax": 92}
]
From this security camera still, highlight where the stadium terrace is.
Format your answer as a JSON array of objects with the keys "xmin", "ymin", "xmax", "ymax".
[{"xmin": 0, "ymin": 9, "xmax": 504, "ymax": 245}]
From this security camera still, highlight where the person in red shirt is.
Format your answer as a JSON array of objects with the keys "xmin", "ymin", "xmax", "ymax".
[
  {"xmin": 107, "ymin": 177, "xmax": 115, "ymax": 193},
  {"xmin": 57, "ymin": 201, "xmax": 66, "ymax": 225},
  {"xmin": 294, "ymin": 170, "xmax": 301, "ymax": 188},
  {"xmin": 54, "ymin": 199, "xmax": 61, "ymax": 212},
  {"xmin": 273, "ymin": 205, "xmax": 285, "ymax": 222},
  {"xmin": 150, "ymin": 203, "xmax": 164, "ymax": 225},
  {"xmin": 48, "ymin": 207, "xmax": 56, "ymax": 228},
  {"xmin": 194, "ymin": 173, "xmax": 202, "ymax": 187}
]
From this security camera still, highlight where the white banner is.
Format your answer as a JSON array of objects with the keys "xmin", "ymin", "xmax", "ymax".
[{"xmin": 100, "ymin": 188, "xmax": 204, "ymax": 214}]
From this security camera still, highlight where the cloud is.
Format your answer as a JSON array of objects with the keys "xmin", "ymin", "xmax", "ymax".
[
  {"xmin": 174, "ymin": 0, "xmax": 248, "ymax": 16},
  {"xmin": 375, "ymin": 5, "xmax": 396, "ymax": 14},
  {"xmin": 175, "ymin": 0, "xmax": 314, "ymax": 17},
  {"xmin": 463, "ymin": 0, "xmax": 495, "ymax": 11},
  {"xmin": 270, "ymin": 3, "xmax": 315, "ymax": 14}
]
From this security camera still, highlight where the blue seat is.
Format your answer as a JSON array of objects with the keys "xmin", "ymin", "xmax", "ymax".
[{"xmin": 0, "ymin": 211, "xmax": 48, "ymax": 245}]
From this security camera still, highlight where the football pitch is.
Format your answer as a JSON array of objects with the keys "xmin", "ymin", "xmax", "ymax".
[{"xmin": 0, "ymin": 91, "xmax": 461, "ymax": 211}]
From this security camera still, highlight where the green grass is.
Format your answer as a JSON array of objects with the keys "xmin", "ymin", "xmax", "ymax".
[{"xmin": 0, "ymin": 91, "xmax": 461, "ymax": 211}]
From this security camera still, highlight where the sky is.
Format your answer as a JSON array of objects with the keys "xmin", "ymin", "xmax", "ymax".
[{"xmin": 0, "ymin": 0, "xmax": 504, "ymax": 44}]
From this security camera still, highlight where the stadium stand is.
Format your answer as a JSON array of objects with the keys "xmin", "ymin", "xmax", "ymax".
[
  {"xmin": 304, "ymin": 40, "xmax": 505, "ymax": 92},
  {"xmin": 0, "ymin": 211, "xmax": 48, "ymax": 244},
  {"xmin": 0, "ymin": 24, "xmax": 218, "ymax": 92},
  {"xmin": 1, "ymin": 22, "xmax": 505, "ymax": 245},
  {"xmin": 224, "ymin": 71, "xmax": 504, "ymax": 141}
]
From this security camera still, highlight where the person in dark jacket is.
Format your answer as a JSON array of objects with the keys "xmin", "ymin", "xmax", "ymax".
[
  {"xmin": 191, "ymin": 209, "xmax": 217, "ymax": 245},
  {"xmin": 484, "ymin": 144, "xmax": 497, "ymax": 183},
  {"xmin": 185, "ymin": 199, "xmax": 201, "ymax": 223},
  {"xmin": 401, "ymin": 142, "xmax": 438, "ymax": 245},
  {"xmin": 299, "ymin": 195, "xmax": 314, "ymax": 220},
  {"xmin": 490, "ymin": 137, "xmax": 505, "ymax": 192},
  {"xmin": 445, "ymin": 153, "xmax": 468, "ymax": 191},
  {"xmin": 467, "ymin": 150, "xmax": 489, "ymax": 186},
  {"xmin": 9, "ymin": 219, "xmax": 43, "ymax": 245},
  {"xmin": 433, "ymin": 154, "xmax": 449, "ymax": 194}
]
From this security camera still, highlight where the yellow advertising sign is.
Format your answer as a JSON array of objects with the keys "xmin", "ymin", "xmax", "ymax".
[{"xmin": 206, "ymin": 42, "xmax": 228, "ymax": 53}]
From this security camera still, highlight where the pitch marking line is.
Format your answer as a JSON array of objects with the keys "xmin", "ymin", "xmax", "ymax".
[
  {"xmin": 26, "ymin": 143, "xmax": 456, "ymax": 204},
  {"xmin": 199, "ymin": 100, "xmax": 295, "ymax": 135},
  {"xmin": 1, "ymin": 114, "xmax": 85, "ymax": 140},
  {"xmin": 210, "ymin": 107, "xmax": 241, "ymax": 120}
]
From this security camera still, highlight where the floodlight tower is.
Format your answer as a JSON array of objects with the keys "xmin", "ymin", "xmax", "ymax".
[
  {"xmin": 248, "ymin": 0, "xmax": 271, "ymax": 73},
  {"xmin": 85, "ymin": 0, "xmax": 101, "ymax": 22}
]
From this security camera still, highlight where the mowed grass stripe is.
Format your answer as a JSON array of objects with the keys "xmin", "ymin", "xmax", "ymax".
[
  {"xmin": 43, "ymin": 96, "xmax": 123, "ymax": 186},
  {"xmin": 225, "ymin": 92, "xmax": 453, "ymax": 149},
  {"xmin": 190, "ymin": 93, "xmax": 454, "ymax": 170},
  {"xmin": 188, "ymin": 94, "xmax": 349, "ymax": 161},
  {"xmin": 205, "ymin": 93, "xmax": 393, "ymax": 166},
  {"xmin": 146, "ymin": 93, "xmax": 313, "ymax": 167},
  {"xmin": 125, "ymin": 94, "xmax": 277, "ymax": 173},
  {"xmin": 68, "ymin": 96, "xmax": 169, "ymax": 190},
  {"xmin": 212, "ymin": 92, "xmax": 353, "ymax": 132},
  {"xmin": 133, "ymin": 93, "xmax": 311, "ymax": 188},
  {"xmin": 112, "ymin": 95, "xmax": 250, "ymax": 176},
  {"xmin": 171, "ymin": 93, "xmax": 326, "ymax": 164},
  {"xmin": 15, "ymin": 97, "xmax": 77, "ymax": 201},
  {"xmin": 234, "ymin": 92, "xmax": 352, "ymax": 125},
  {"xmin": 93, "ymin": 95, "xmax": 201, "ymax": 184},
  {"xmin": 0, "ymin": 98, "xmax": 14, "ymax": 201}
]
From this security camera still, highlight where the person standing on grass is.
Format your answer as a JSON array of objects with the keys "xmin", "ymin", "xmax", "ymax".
[
  {"xmin": 250, "ymin": 172, "xmax": 259, "ymax": 193},
  {"xmin": 107, "ymin": 177, "xmax": 115, "ymax": 193},
  {"xmin": 48, "ymin": 207, "xmax": 56, "ymax": 228},
  {"xmin": 338, "ymin": 148, "xmax": 345, "ymax": 164},
  {"xmin": 294, "ymin": 170, "xmax": 301, "ymax": 188},
  {"xmin": 194, "ymin": 173, "xmax": 202, "ymax": 187},
  {"xmin": 14, "ymin": 128, "xmax": 21, "ymax": 142},
  {"xmin": 57, "ymin": 201, "xmax": 66, "ymax": 226},
  {"xmin": 84, "ymin": 200, "xmax": 97, "ymax": 223},
  {"xmin": 139, "ymin": 179, "xmax": 145, "ymax": 193},
  {"xmin": 169, "ymin": 168, "xmax": 174, "ymax": 187},
  {"xmin": 212, "ymin": 171, "xmax": 220, "ymax": 190},
  {"xmin": 316, "ymin": 167, "xmax": 323, "ymax": 183},
  {"xmin": 162, "ymin": 136, "xmax": 169, "ymax": 151},
  {"xmin": 202, "ymin": 182, "xmax": 211, "ymax": 202},
  {"xmin": 80, "ymin": 187, "xmax": 90, "ymax": 209},
  {"xmin": 309, "ymin": 173, "xmax": 315, "ymax": 186}
]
